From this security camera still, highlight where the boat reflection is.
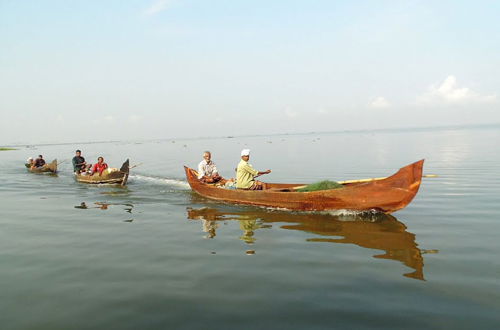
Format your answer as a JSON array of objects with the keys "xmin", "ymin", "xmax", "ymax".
[{"xmin": 187, "ymin": 206, "xmax": 428, "ymax": 280}]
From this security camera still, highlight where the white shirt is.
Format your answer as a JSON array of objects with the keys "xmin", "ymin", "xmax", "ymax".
[{"xmin": 197, "ymin": 159, "xmax": 218, "ymax": 179}]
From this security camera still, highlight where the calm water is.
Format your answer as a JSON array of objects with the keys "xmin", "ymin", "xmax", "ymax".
[{"xmin": 1, "ymin": 127, "xmax": 499, "ymax": 329}]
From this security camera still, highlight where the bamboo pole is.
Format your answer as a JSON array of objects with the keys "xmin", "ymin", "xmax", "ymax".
[{"xmin": 293, "ymin": 174, "xmax": 438, "ymax": 190}]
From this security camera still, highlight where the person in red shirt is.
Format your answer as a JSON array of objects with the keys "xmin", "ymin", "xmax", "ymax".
[{"xmin": 91, "ymin": 157, "xmax": 108, "ymax": 176}]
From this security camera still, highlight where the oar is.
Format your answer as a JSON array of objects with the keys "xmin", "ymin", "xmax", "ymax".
[
  {"xmin": 57, "ymin": 159, "xmax": 68, "ymax": 166},
  {"xmin": 128, "ymin": 163, "xmax": 143, "ymax": 170},
  {"xmin": 339, "ymin": 174, "xmax": 438, "ymax": 185},
  {"xmin": 293, "ymin": 174, "xmax": 438, "ymax": 190}
]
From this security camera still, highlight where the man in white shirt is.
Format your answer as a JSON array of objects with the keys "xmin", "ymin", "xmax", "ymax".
[{"xmin": 197, "ymin": 151, "xmax": 222, "ymax": 183}]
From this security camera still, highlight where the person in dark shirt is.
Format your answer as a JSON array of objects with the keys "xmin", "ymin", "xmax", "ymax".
[
  {"xmin": 72, "ymin": 150, "xmax": 88, "ymax": 173},
  {"xmin": 32, "ymin": 155, "xmax": 46, "ymax": 168}
]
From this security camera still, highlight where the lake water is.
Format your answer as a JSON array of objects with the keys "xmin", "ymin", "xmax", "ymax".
[{"xmin": 1, "ymin": 126, "xmax": 499, "ymax": 329}]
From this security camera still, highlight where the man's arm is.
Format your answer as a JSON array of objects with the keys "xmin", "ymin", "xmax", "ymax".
[
  {"xmin": 242, "ymin": 163, "xmax": 259, "ymax": 176},
  {"xmin": 256, "ymin": 169, "xmax": 271, "ymax": 177}
]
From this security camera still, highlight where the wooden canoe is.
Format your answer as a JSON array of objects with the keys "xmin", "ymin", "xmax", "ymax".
[
  {"xmin": 26, "ymin": 159, "xmax": 58, "ymax": 173},
  {"xmin": 75, "ymin": 159, "xmax": 130, "ymax": 185},
  {"xmin": 184, "ymin": 159, "xmax": 424, "ymax": 213}
]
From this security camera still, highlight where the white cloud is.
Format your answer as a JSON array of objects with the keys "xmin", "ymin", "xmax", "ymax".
[
  {"xmin": 93, "ymin": 115, "xmax": 114, "ymax": 126},
  {"xmin": 284, "ymin": 106, "xmax": 299, "ymax": 118},
  {"xmin": 418, "ymin": 75, "xmax": 496, "ymax": 105},
  {"xmin": 370, "ymin": 96, "xmax": 390, "ymax": 108},
  {"xmin": 143, "ymin": 0, "xmax": 174, "ymax": 16},
  {"xmin": 128, "ymin": 115, "xmax": 143, "ymax": 123},
  {"xmin": 317, "ymin": 107, "xmax": 329, "ymax": 114}
]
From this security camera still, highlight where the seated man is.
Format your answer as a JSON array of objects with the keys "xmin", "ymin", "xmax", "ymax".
[
  {"xmin": 236, "ymin": 149, "xmax": 271, "ymax": 190},
  {"xmin": 198, "ymin": 151, "xmax": 222, "ymax": 183},
  {"xmin": 26, "ymin": 157, "xmax": 34, "ymax": 167},
  {"xmin": 32, "ymin": 155, "xmax": 46, "ymax": 168},
  {"xmin": 72, "ymin": 149, "xmax": 89, "ymax": 174},
  {"xmin": 91, "ymin": 157, "xmax": 108, "ymax": 176}
]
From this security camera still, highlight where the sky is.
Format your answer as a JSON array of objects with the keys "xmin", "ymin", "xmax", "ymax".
[{"xmin": 1, "ymin": 0, "xmax": 499, "ymax": 144}]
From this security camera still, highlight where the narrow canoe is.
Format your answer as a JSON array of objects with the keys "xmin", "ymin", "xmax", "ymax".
[
  {"xmin": 184, "ymin": 159, "xmax": 424, "ymax": 213},
  {"xmin": 26, "ymin": 159, "xmax": 58, "ymax": 173},
  {"xmin": 75, "ymin": 159, "xmax": 130, "ymax": 185}
]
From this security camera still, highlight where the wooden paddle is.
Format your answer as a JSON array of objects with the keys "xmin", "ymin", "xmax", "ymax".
[{"xmin": 128, "ymin": 163, "xmax": 143, "ymax": 170}]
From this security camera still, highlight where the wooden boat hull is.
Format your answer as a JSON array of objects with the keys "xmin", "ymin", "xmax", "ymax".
[
  {"xmin": 26, "ymin": 159, "xmax": 57, "ymax": 173},
  {"xmin": 75, "ymin": 159, "xmax": 130, "ymax": 185},
  {"xmin": 184, "ymin": 159, "xmax": 424, "ymax": 213}
]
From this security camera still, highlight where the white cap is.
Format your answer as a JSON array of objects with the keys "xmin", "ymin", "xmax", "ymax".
[{"xmin": 241, "ymin": 149, "xmax": 250, "ymax": 156}]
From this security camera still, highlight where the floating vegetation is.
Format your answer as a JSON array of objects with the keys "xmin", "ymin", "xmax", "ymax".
[{"xmin": 0, "ymin": 147, "xmax": 16, "ymax": 151}]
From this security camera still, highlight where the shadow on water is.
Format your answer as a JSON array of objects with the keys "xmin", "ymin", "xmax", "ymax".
[{"xmin": 186, "ymin": 204, "xmax": 431, "ymax": 281}]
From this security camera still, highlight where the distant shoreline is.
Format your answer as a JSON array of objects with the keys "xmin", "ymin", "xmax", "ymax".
[{"xmin": 2, "ymin": 121, "xmax": 500, "ymax": 148}]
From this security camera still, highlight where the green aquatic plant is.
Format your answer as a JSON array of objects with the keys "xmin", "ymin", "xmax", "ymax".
[
  {"xmin": 296, "ymin": 180, "xmax": 344, "ymax": 192},
  {"xmin": 0, "ymin": 147, "xmax": 17, "ymax": 151}
]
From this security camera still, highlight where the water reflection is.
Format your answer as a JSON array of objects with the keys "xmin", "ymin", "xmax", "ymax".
[
  {"xmin": 74, "ymin": 202, "xmax": 133, "ymax": 210},
  {"xmin": 74, "ymin": 202, "xmax": 134, "ymax": 222},
  {"xmin": 187, "ymin": 206, "xmax": 429, "ymax": 280}
]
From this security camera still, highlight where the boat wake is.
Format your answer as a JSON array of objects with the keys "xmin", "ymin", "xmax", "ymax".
[
  {"xmin": 261, "ymin": 206, "xmax": 386, "ymax": 220},
  {"xmin": 130, "ymin": 174, "xmax": 190, "ymax": 189}
]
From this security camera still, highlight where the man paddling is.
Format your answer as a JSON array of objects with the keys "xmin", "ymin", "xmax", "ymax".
[
  {"xmin": 32, "ymin": 155, "xmax": 46, "ymax": 168},
  {"xmin": 72, "ymin": 150, "xmax": 88, "ymax": 173},
  {"xmin": 236, "ymin": 149, "xmax": 271, "ymax": 190}
]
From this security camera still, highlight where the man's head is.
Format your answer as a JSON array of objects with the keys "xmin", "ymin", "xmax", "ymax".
[
  {"xmin": 76, "ymin": 150, "xmax": 81, "ymax": 156},
  {"xmin": 38, "ymin": 155, "xmax": 43, "ymax": 159},
  {"xmin": 203, "ymin": 151, "xmax": 211, "ymax": 162},
  {"xmin": 241, "ymin": 149, "xmax": 250, "ymax": 161},
  {"xmin": 98, "ymin": 156, "xmax": 104, "ymax": 163}
]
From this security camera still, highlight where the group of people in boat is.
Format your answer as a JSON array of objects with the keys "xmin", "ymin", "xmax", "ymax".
[
  {"xmin": 26, "ymin": 150, "xmax": 112, "ymax": 177},
  {"xmin": 27, "ymin": 155, "xmax": 46, "ymax": 169},
  {"xmin": 28, "ymin": 148, "xmax": 269, "ymax": 187},
  {"xmin": 197, "ymin": 149, "xmax": 271, "ymax": 190},
  {"xmin": 72, "ymin": 149, "xmax": 108, "ymax": 176}
]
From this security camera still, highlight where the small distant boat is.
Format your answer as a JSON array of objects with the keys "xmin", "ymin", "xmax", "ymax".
[
  {"xmin": 26, "ymin": 159, "xmax": 58, "ymax": 173},
  {"xmin": 75, "ymin": 159, "xmax": 130, "ymax": 186},
  {"xmin": 184, "ymin": 159, "xmax": 424, "ymax": 213}
]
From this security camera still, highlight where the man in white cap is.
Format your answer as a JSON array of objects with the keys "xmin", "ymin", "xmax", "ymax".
[{"xmin": 236, "ymin": 149, "xmax": 271, "ymax": 190}]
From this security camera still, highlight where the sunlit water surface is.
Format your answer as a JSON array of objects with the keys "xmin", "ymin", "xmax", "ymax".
[{"xmin": 1, "ymin": 127, "xmax": 499, "ymax": 329}]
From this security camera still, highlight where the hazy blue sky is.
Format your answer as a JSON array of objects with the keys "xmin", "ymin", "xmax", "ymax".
[{"xmin": 1, "ymin": 0, "xmax": 499, "ymax": 144}]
